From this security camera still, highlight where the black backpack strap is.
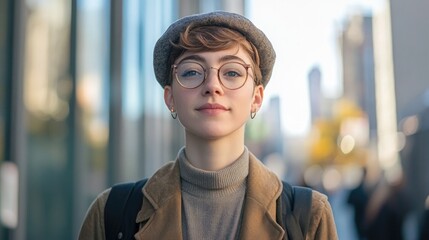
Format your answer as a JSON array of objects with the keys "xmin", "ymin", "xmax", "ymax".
[
  {"xmin": 291, "ymin": 186, "xmax": 313, "ymax": 237},
  {"xmin": 104, "ymin": 178, "xmax": 148, "ymax": 240},
  {"xmin": 276, "ymin": 181, "xmax": 313, "ymax": 240}
]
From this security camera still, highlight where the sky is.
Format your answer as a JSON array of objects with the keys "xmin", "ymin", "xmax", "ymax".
[{"xmin": 247, "ymin": 0, "xmax": 379, "ymax": 136}]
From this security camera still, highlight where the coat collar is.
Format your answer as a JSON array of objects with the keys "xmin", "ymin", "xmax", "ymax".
[
  {"xmin": 239, "ymin": 152, "xmax": 284, "ymax": 239},
  {"xmin": 134, "ymin": 153, "xmax": 284, "ymax": 240}
]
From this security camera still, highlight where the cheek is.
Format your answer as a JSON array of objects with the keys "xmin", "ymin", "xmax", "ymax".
[
  {"xmin": 172, "ymin": 89, "xmax": 194, "ymax": 111},
  {"xmin": 233, "ymin": 90, "xmax": 254, "ymax": 111},
  {"xmin": 244, "ymin": 85, "xmax": 258, "ymax": 102}
]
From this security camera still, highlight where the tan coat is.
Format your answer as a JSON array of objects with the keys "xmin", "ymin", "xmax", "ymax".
[{"xmin": 79, "ymin": 153, "xmax": 338, "ymax": 240}]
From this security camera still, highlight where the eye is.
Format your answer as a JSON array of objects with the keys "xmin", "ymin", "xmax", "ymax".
[
  {"xmin": 224, "ymin": 70, "xmax": 241, "ymax": 77},
  {"xmin": 220, "ymin": 63, "xmax": 246, "ymax": 79},
  {"xmin": 181, "ymin": 69, "xmax": 201, "ymax": 78},
  {"xmin": 176, "ymin": 62, "xmax": 204, "ymax": 79}
]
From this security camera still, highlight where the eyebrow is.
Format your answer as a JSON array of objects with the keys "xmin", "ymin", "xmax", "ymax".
[
  {"xmin": 218, "ymin": 55, "xmax": 247, "ymax": 64},
  {"xmin": 177, "ymin": 55, "xmax": 206, "ymax": 64},
  {"xmin": 177, "ymin": 54, "xmax": 248, "ymax": 65}
]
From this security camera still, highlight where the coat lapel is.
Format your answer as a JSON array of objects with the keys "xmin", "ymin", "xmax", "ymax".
[
  {"xmin": 134, "ymin": 161, "xmax": 183, "ymax": 240},
  {"xmin": 239, "ymin": 154, "xmax": 285, "ymax": 240}
]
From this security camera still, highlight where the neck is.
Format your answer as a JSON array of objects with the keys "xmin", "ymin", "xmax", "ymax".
[{"xmin": 184, "ymin": 130, "xmax": 245, "ymax": 171}]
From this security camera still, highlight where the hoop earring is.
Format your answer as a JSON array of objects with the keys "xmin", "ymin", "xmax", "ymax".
[
  {"xmin": 170, "ymin": 107, "xmax": 177, "ymax": 119},
  {"xmin": 250, "ymin": 111, "xmax": 257, "ymax": 119}
]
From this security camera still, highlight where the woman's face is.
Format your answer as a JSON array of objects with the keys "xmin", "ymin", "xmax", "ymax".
[{"xmin": 164, "ymin": 46, "xmax": 264, "ymax": 141}]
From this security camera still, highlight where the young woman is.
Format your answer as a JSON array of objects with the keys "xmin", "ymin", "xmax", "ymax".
[{"xmin": 79, "ymin": 11, "xmax": 338, "ymax": 240}]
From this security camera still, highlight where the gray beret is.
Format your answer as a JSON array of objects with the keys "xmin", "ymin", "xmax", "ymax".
[{"xmin": 153, "ymin": 11, "xmax": 276, "ymax": 88}]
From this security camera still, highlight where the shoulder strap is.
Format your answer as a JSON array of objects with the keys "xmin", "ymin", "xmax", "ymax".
[
  {"xmin": 276, "ymin": 181, "xmax": 313, "ymax": 240},
  {"xmin": 291, "ymin": 186, "xmax": 313, "ymax": 237},
  {"xmin": 104, "ymin": 178, "xmax": 148, "ymax": 240}
]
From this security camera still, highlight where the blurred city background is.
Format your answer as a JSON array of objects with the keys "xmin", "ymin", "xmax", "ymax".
[{"xmin": 1, "ymin": 0, "xmax": 428, "ymax": 239}]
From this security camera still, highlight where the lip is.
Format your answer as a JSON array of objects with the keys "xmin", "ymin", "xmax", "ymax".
[{"xmin": 196, "ymin": 103, "xmax": 229, "ymax": 114}]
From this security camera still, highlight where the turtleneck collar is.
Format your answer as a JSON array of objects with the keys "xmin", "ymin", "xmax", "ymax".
[{"xmin": 178, "ymin": 147, "xmax": 249, "ymax": 197}]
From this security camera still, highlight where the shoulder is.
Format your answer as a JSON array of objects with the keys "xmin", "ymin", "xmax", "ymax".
[
  {"xmin": 310, "ymin": 190, "xmax": 331, "ymax": 217},
  {"xmin": 306, "ymin": 190, "xmax": 339, "ymax": 240},
  {"xmin": 78, "ymin": 188, "xmax": 111, "ymax": 240}
]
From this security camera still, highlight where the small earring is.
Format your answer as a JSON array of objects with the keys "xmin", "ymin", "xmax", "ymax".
[
  {"xmin": 250, "ymin": 111, "xmax": 257, "ymax": 119},
  {"xmin": 170, "ymin": 107, "xmax": 177, "ymax": 119}
]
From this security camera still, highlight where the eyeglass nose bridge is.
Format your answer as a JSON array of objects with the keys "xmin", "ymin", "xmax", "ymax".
[{"xmin": 205, "ymin": 66, "xmax": 222, "ymax": 82}]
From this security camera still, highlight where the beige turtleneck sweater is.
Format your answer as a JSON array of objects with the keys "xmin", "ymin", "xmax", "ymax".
[{"xmin": 178, "ymin": 147, "xmax": 249, "ymax": 240}]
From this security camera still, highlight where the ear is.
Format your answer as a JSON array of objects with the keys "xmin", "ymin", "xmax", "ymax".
[
  {"xmin": 252, "ymin": 85, "xmax": 264, "ymax": 112},
  {"xmin": 164, "ymin": 85, "xmax": 174, "ymax": 110}
]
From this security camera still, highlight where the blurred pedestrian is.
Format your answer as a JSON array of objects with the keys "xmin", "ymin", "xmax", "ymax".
[
  {"xmin": 364, "ymin": 177, "xmax": 408, "ymax": 240},
  {"xmin": 78, "ymin": 11, "xmax": 338, "ymax": 240},
  {"xmin": 347, "ymin": 167, "xmax": 369, "ymax": 240},
  {"xmin": 419, "ymin": 197, "xmax": 429, "ymax": 240}
]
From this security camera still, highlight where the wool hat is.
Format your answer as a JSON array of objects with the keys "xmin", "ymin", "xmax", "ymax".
[{"xmin": 153, "ymin": 11, "xmax": 276, "ymax": 88}]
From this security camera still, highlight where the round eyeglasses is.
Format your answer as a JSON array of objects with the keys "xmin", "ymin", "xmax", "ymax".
[{"xmin": 172, "ymin": 61, "xmax": 253, "ymax": 90}]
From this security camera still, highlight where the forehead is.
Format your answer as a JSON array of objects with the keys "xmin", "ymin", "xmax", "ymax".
[{"xmin": 174, "ymin": 46, "xmax": 253, "ymax": 65}]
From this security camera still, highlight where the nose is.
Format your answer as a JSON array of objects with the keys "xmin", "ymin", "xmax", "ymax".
[{"xmin": 201, "ymin": 67, "xmax": 224, "ymax": 95}]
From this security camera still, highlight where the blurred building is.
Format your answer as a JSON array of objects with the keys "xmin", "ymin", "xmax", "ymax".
[
  {"xmin": 0, "ymin": 0, "xmax": 245, "ymax": 239},
  {"xmin": 308, "ymin": 66, "xmax": 323, "ymax": 122},
  {"xmin": 390, "ymin": 0, "xmax": 429, "ymax": 120},
  {"xmin": 261, "ymin": 96, "xmax": 284, "ymax": 157},
  {"xmin": 341, "ymin": 15, "xmax": 377, "ymax": 139},
  {"xmin": 390, "ymin": 0, "xmax": 429, "ymax": 214}
]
